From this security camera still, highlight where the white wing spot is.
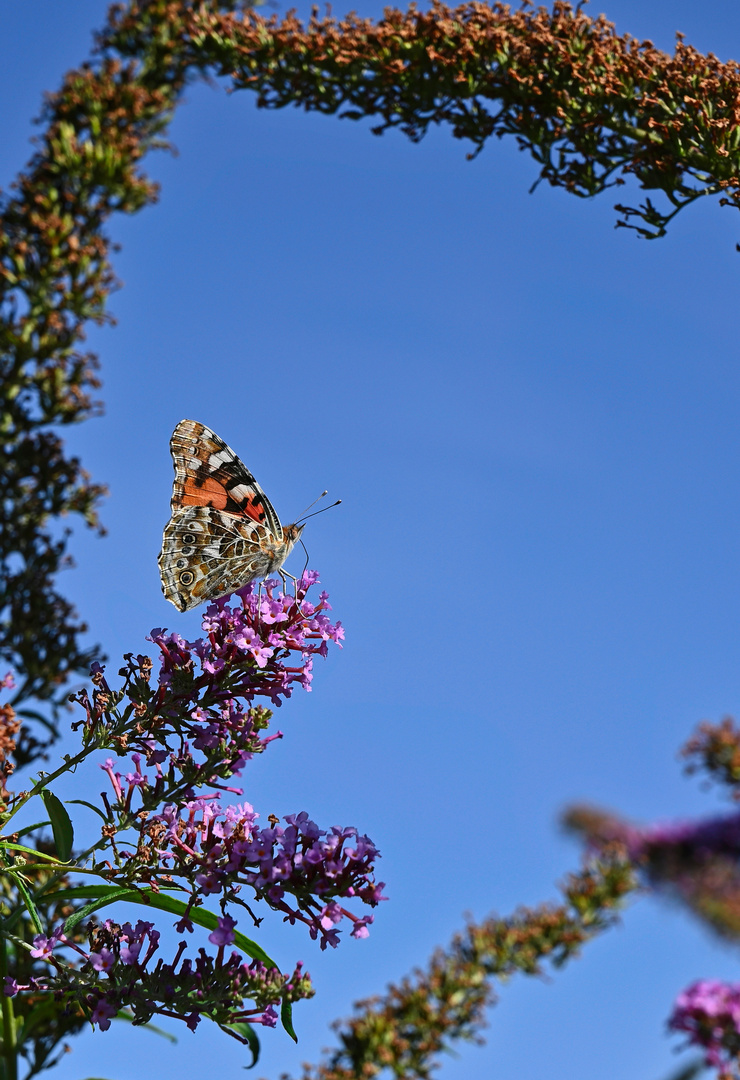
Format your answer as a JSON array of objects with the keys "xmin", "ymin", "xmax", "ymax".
[{"xmin": 209, "ymin": 450, "xmax": 233, "ymax": 469}]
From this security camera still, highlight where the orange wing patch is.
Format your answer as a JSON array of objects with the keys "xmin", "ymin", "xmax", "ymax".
[
  {"xmin": 238, "ymin": 491, "xmax": 268, "ymax": 524},
  {"xmin": 182, "ymin": 476, "xmax": 229, "ymax": 510},
  {"xmin": 168, "ymin": 419, "xmax": 283, "ymax": 533}
]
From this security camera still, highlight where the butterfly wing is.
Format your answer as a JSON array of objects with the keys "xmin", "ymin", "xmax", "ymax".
[
  {"xmin": 159, "ymin": 505, "xmax": 270, "ymax": 612},
  {"xmin": 169, "ymin": 419, "xmax": 282, "ymax": 537}
]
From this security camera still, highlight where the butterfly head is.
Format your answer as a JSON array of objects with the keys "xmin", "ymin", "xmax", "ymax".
[{"xmin": 282, "ymin": 522, "xmax": 305, "ymax": 547}]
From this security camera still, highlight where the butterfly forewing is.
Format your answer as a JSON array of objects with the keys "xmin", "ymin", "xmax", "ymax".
[{"xmin": 169, "ymin": 419, "xmax": 282, "ymax": 536}]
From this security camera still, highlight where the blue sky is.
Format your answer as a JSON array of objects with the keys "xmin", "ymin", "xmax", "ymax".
[{"xmin": 3, "ymin": 2, "xmax": 740, "ymax": 1078}]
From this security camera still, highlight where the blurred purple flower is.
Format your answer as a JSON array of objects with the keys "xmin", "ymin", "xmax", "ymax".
[{"xmin": 669, "ymin": 979, "xmax": 740, "ymax": 1069}]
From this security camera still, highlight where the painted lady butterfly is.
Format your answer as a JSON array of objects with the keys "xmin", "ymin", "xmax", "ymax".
[{"xmin": 158, "ymin": 419, "xmax": 305, "ymax": 612}]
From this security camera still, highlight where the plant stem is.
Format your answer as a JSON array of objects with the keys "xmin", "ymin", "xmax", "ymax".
[
  {"xmin": 0, "ymin": 933, "xmax": 18, "ymax": 1080},
  {"xmin": 1, "ymin": 744, "xmax": 92, "ymax": 832}
]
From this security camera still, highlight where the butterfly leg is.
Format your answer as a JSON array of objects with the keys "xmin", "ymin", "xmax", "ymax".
[{"xmin": 278, "ymin": 569, "xmax": 300, "ymax": 606}]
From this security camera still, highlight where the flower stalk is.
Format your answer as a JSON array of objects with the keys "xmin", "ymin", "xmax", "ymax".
[{"xmin": 0, "ymin": 932, "xmax": 17, "ymax": 1080}]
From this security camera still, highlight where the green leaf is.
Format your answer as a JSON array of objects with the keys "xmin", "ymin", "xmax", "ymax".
[
  {"xmin": 62, "ymin": 887, "xmax": 140, "ymax": 935},
  {"xmin": 43, "ymin": 885, "xmax": 129, "ymax": 900},
  {"xmin": 281, "ymin": 997, "xmax": 297, "ymax": 1043},
  {"xmin": 226, "ymin": 1021, "xmax": 260, "ymax": 1066},
  {"xmin": 54, "ymin": 885, "xmax": 281, "ymax": 967},
  {"xmin": 40, "ymin": 791, "xmax": 73, "ymax": 861},
  {"xmin": 67, "ymin": 798, "xmax": 109, "ymax": 823},
  {"xmin": 0, "ymin": 842, "xmax": 58, "ymax": 862},
  {"xmin": 115, "ymin": 1010, "xmax": 177, "ymax": 1042},
  {"xmin": 125, "ymin": 892, "xmax": 278, "ymax": 966},
  {"xmin": 12, "ymin": 820, "xmax": 50, "ymax": 840},
  {"xmin": 6, "ymin": 871, "xmax": 44, "ymax": 935},
  {"xmin": 15, "ymin": 710, "xmax": 56, "ymax": 735}
]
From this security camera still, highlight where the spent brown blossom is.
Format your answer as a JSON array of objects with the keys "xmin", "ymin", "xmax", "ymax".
[
  {"xmin": 0, "ymin": 702, "xmax": 20, "ymax": 804},
  {"xmin": 683, "ymin": 718, "xmax": 740, "ymax": 797},
  {"xmin": 105, "ymin": 0, "xmax": 740, "ymax": 239}
]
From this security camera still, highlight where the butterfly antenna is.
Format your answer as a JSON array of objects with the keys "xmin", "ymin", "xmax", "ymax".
[
  {"xmin": 294, "ymin": 499, "xmax": 342, "ymax": 525},
  {"xmin": 295, "ymin": 490, "xmax": 329, "ymax": 520}
]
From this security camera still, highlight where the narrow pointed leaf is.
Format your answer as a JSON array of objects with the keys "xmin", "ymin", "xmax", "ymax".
[
  {"xmin": 281, "ymin": 998, "xmax": 297, "ymax": 1043},
  {"xmin": 115, "ymin": 1010, "xmax": 177, "ymax": 1042},
  {"xmin": 67, "ymin": 799, "xmax": 109, "ymax": 823},
  {"xmin": 15, "ymin": 710, "xmax": 56, "ymax": 734},
  {"xmin": 0, "ymin": 843, "xmax": 58, "ymax": 863},
  {"xmin": 54, "ymin": 885, "xmax": 280, "ymax": 967},
  {"xmin": 62, "ymin": 888, "xmax": 141, "ymax": 934},
  {"xmin": 124, "ymin": 891, "xmax": 278, "ymax": 966},
  {"xmin": 226, "ymin": 1021, "xmax": 260, "ymax": 1066},
  {"xmin": 40, "ymin": 791, "xmax": 73, "ymax": 861},
  {"xmin": 7, "ymin": 871, "xmax": 44, "ymax": 935},
  {"xmin": 13, "ymin": 820, "xmax": 50, "ymax": 840},
  {"xmin": 43, "ymin": 884, "xmax": 135, "ymax": 901}
]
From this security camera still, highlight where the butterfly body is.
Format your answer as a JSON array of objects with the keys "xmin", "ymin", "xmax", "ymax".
[{"xmin": 159, "ymin": 420, "xmax": 303, "ymax": 612}]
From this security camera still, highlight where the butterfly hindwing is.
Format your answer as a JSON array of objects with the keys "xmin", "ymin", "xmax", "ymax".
[
  {"xmin": 158, "ymin": 505, "xmax": 269, "ymax": 612},
  {"xmin": 170, "ymin": 419, "xmax": 282, "ymax": 536}
]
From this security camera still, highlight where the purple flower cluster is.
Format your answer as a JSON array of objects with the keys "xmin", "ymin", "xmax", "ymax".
[
  {"xmin": 620, "ymin": 812, "xmax": 740, "ymax": 941},
  {"xmin": 631, "ymin": 812, "xmax": 740, "ymax": 864},
  {"xmin": 150, "ymin": 570, "xmax": 344, "ymax": 706},
  {"xmin": 14, "ymin": 918, "xmax": 312, "ymax": 1036},
  {"xmin": 576, "ymin": 808, "xmax": 740, "ymax": 891},
  {"xmin": 669, "ymin": 979, "xmax": 740, "ymax": 1071},
  {"xmin": 142, "ymin": 801, "xmax": 386, "ymax": 948},
  {"xmin": 85, "ymin": 573, "xmax": 381, "ymax": 934},
  {"xmin": 72, "ymin": 573, "xmax": 344, "ymax": 790},
  {"xmin": 571, "ymin": 807, "xmax": 740, "ymax": 945},
  {"xmin": 95, "ymin": 752, "xmax": 386, "ymax": 948}
]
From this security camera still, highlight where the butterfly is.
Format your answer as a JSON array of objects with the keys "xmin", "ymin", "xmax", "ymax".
[{"xmin": 158, "ymin": 419, "xmax": 305, "ymax": 612}]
